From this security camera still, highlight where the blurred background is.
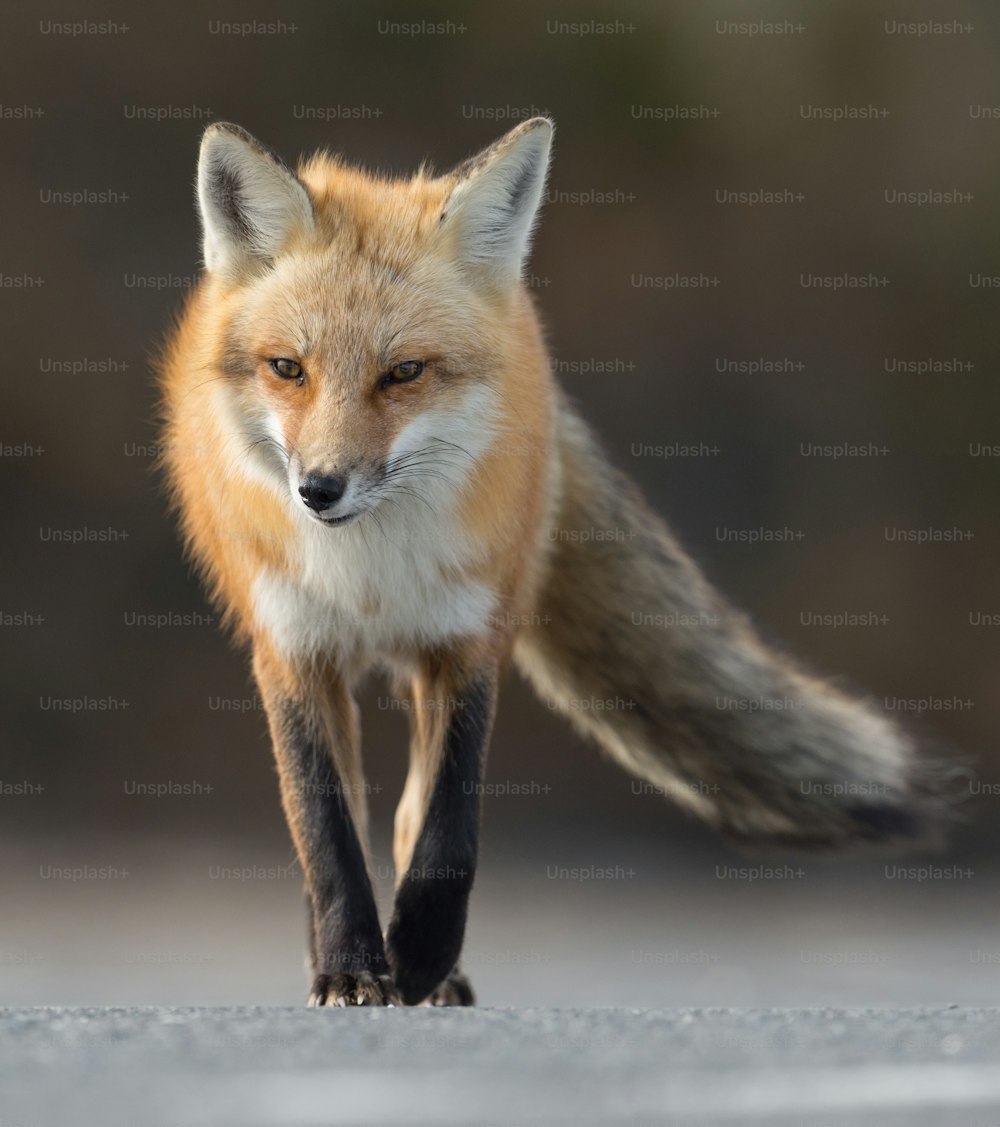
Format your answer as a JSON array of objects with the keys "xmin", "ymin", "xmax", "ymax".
[{"xmin": 2, "ymin": 0, "xmax": 1000, "ymax": 1008}]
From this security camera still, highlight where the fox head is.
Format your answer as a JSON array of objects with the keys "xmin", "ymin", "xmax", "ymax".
[{"xmin": 195, "ymin": 119, "xmax": 552, "ymax": 529}]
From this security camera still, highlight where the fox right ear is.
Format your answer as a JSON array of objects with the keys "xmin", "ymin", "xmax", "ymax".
[{"xmin": 197, "ymin": 123, "xmax": 314, "ymax": 278}]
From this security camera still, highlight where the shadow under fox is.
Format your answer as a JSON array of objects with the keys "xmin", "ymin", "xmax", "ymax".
[{"xmin": 159, "ymin": 118, "xmax": 943, "ymax": 1007}]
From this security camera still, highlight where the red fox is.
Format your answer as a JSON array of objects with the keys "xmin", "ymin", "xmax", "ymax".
[{"xmin": 159, "ymin": 119, "xmax": 940, "ymax": 1007}]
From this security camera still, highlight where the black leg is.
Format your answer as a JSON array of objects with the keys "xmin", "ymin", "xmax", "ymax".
[
  {"xmin": 387, "ymin": 672, "xmax": 496, "ymax": 1005},
  {"xmin": 255, "ymin": 650, "xmax": 397, "ymax": 1006}
]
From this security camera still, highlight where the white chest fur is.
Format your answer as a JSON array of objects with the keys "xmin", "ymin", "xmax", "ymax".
[{"xmin": 252, "ymin": 516, "xmax": 496, "ymax": 660}]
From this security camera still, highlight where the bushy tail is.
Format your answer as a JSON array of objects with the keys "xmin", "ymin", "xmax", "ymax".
[{"xmin": 514, "ymin": 399, "xmax": 947, "ymax": 849}]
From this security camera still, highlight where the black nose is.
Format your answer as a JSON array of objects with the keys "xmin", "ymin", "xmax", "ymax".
[{"xmin": 298, "ymin": 473, "xmax": 346, "ymax": 513}]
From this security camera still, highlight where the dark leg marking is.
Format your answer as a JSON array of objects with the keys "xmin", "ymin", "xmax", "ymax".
[
  {"xmin": 274, "ymin": 701, "xmax": 395, "ymax": 1004},
  {"xmin": 386, "ymin": 679, "xmax": 494, "ymax": 1005}
]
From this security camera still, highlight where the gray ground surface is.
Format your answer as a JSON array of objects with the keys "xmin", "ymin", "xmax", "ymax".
[{"xmin": 1, "ymin": 1007, "xmax": 999, "ymax": 1127}]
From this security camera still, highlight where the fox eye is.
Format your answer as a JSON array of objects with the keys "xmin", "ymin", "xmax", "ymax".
[
  {"xmin": 270, "ymin": 358, "xmax": 303, "ymax": 381},
  {"xmin": 380, "ymin": 360, "xmax": 425, "ymax": 389}
]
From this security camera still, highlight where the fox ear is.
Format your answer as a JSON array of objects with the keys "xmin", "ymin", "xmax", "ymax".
[
  {"xmin": 441, "ymin": 117, "xmax": 553, "ymax": 287},
  {"xmin": 197, "ymin": 123, "xmax": 314, "ymax": 277}
]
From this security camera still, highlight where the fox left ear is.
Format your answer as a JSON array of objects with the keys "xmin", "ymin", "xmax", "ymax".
[
  {"xmin": 197, "ymin": 123, "xmax": 314, "ymax": 278},
  {"xmin": 441, "ymin": 117, "xmax": 553, "ymax": 287}
]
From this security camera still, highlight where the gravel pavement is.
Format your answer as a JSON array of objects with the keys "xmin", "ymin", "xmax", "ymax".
[{"xmin": 2, "ymin": 1006, "xmax": 999, "ymax": 1126}]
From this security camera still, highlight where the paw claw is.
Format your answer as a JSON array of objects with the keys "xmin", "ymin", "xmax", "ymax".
[{"xmin": 308, "ymin": 971, "xmax": 401, "ymax": 1008}]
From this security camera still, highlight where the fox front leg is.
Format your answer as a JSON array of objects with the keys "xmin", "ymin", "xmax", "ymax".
[
  {"xmin": 254, "ymin": 646, "xmax": 398, "ymax": 1006},
  {"xmin": 387, "ymin": 657, "xmax": 498, "ymax": 1005}
]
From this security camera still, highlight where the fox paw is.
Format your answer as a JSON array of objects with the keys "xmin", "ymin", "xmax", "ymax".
[
  {"xmin": 308, "ymin": 971, "xmax": 400, "ymax": 1007},
  {"xmin": 423, "ymin": 969, "xmax": 475, "ymax": 1007}
]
